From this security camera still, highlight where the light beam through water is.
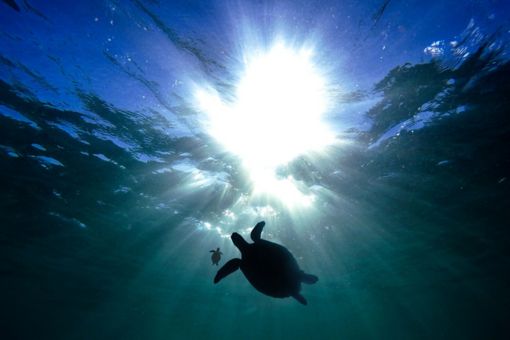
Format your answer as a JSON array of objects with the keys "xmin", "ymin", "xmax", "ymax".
[{"xmin": 195, "ymin": 42, "xmax": 336, "ymax": 207}]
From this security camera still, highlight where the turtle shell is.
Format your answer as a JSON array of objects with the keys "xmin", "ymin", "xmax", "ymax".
[{"xmin": 240, "ymin": 239, "xmax": 301, "ymax": 298}]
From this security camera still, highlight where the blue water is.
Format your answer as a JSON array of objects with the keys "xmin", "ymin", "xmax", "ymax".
[{"xmin": 1, "ymin": 1, "xmax": 509, "ymax": 339}]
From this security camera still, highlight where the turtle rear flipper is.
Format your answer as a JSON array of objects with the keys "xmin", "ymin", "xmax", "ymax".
[
  {"xmin": 292, "ymin": 293, "xmax": 308, "ymax": 305},
  {"xmin": 214, "ymin": 258, "xmax": 241, "ymax": 283},
  {"xmin": 250, "ymin": 221, "xmax": 265, "ymax": 241},
  {"xmin": 300, "ymin": 271, "xmax": 318, "ymax": 284}
]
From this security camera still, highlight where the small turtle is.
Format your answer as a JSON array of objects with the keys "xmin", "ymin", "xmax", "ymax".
[
  {"xmin": 214, "ymin": 221, "xmax": 318, "ymax": 305},
  {"xmin": 210, "ymin": 247, "xmax": 222, "ymax": 265}
]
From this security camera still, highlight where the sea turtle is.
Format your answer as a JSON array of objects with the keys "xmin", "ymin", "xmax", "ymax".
[
  {"xmin": 214, "ymin": 221, "xmax": 318, "ymax": 305},
  {"xmin": 210, "ymin": 247, "xmax": 222, "ymax": 265}
]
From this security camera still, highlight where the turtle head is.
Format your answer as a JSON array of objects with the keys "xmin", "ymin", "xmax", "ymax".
[{"xmin": 231, "ymin": 232, "xmax": 248, "ymax": 252}]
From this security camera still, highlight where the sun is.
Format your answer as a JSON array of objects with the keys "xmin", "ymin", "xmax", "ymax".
[{"xmin": 195, "ymin": 42, "xmax": 334, "ymax": 206}]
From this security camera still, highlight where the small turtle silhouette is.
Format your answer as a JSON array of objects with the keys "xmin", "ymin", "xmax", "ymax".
[
  {"xmin": 214, "ymin": 221, "xmax": 318, "ymax": 305},
  {"xmin": 210, "ymin": 247, "xmax": 222, "ymax": 265}
]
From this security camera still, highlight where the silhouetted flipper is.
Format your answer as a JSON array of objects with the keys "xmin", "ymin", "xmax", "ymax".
[
  {"xmin": 214, "ymin": 258, "xmax": 241, "ymax": 283},
  {"xmin": 292, "ymin": 293, "xmax": 307, "ymax": 305},
  {"xmin": 232, "ymin": 232, "xmax": 249, "ymax": 252},
  {"xmin": 301, "ymin": 271, "xmax": 319, "ymax": 284},
  {"xmin": 250, "ymin": 221, "xmax": 265, "ymax": 241}
]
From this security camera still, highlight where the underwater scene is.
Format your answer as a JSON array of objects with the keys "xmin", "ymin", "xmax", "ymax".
[{"xmin": 1, "ymin": 0, "xmax": 509, "ymax": 339}]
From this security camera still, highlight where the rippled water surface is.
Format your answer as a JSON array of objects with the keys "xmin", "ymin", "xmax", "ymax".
[{"xmin": 1, "ymin": 1, "xmax": 510, "ymax": 339}]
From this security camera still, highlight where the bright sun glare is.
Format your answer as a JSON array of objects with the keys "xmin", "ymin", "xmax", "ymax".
[{"xmin": 196, "ymin": 43, "xmax": 335, "ymax": 206}]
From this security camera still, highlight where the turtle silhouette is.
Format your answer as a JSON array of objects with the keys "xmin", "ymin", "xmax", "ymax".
[
  {"xmin": 210, "ymin": 247, "xmax": 222, "ymax": 265},
  {"xmin": 214, "ymin": 221, "xmax": 318, "ymax": 305}
]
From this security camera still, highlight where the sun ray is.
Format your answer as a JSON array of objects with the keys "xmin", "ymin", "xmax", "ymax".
[{"xmin": 195, "ymin": 41, "xmax": 336, "ymax": 207}]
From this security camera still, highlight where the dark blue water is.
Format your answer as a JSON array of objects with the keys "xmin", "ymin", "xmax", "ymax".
[{"xmin": 1, "ymin": 1, "xmax": 509, "ymax": 339}]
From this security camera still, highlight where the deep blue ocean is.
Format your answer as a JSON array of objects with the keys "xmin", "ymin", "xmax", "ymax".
[{"xmin": 1, "ymin": 1, "xmax": 509, "ymax": 339}]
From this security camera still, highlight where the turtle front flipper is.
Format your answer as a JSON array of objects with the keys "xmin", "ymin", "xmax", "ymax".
[
  {"xmin": 214, "ymin": 258, "xmax": 241, "ymax": 283},
  {"xmin": 250, "ymin": 221, "xmax": 265, "ymax": 241},
  {"xmin": 231, "ymin": 232, "xmax": 249, "ymax": 252}
]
